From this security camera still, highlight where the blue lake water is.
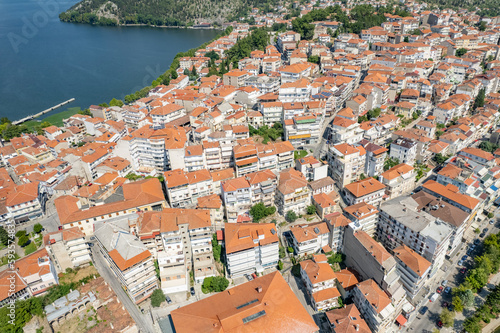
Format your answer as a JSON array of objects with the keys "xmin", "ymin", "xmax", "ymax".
[{"xmin": 0, "ymin": 0, "xmax": 219, "ymax": 120}]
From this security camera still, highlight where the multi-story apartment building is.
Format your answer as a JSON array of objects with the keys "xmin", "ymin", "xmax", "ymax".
[
  {"xmin": 328, "ymin": 143, "xmax": 366, "ymax": 187},
  {"xmin": 233, "ymin": 142, "xmax": 259, "ymax": 177},
  {"xmin": 150, "ymin": 104, "xmax": 186, "ymax": 129},
  {"xmin": 353, "ymin": 279, "xmax": 397, "ymax": 333},
  {"xmin": 127, "ymin": 125, "xmax": 187, "ymax": 173},
  {"xmin": 300, "ymin": 255, "xmax": 341, "ymax": 311},
  {"xmin": 343, "ymin": 177, "xmax": 386, "ymax": 206},
  {"xmin": 344, "ymin": 202, "xmax": 379, "ymax": 237},
  {"xmin": 289, "ymin": 221, "xmax": 330, "ymax": 255},
  {"xmin": 223, "ymin": 69, "xmax": 249, "ymax": 88},
  {"xmin": 362, "ymin": 142, "xmax": 388, "ymax": 177},
  {"xmin": 6, "ymin": 182, "xmax": 42, "ymax": 223},
  {"xmin": 164, "ymin": 169, "xmax": 214, "ymax": 208},
  {"xmin": 221, "ymin": 176, "xmax": 252, "ymax": 223},
  {"xmin": 284, "ymin": 113, "xmax": 324, "ymax": 147},
  {"xmin": 245, "ymin": 75, "xmax": 280, "ymax": 93},
  {"xmin": 94, "ymin": 222, "xmax": 158, "ymax": 304},
  {"xmin": 295, "ymin": 155, "xmax": 328, "ymax": 182},
  {"xmin": 202, "ymin": 140, "xmax": 232, "ymax": 171},
  {"xmin": 379, "ymin": 163, "xmax": 416, "ymax": 200},
  {"xmin": 197, "ymin": 193, "xmax": 224, "ymax": 227},
  {"xmin": 389, "ymin": 138, "xmax": 418, "ymax": 166},
  {"xmin": 325, "ymin": 304, "xmax": 371, "ymax": 333},
  {"xmin": 55, "ymin": 178, "xmax": 167, "ymax": 235},
  {"xmin": 393, "ymin": 244, "xmax": 432, "ymax": 299},
  {"xmin": 224, "ymin": 223, "xmax": 279, "ymax": 277},
  {"xmin": 259, "ymin": 102, "xmax": 283, "ymax": 125},
  {"xmin": 377, "ymin": 195, "xmax": 454, "ymax": 277},
  {"xmin": 183, "ymin": 145, "xmax": 205, "ymax": 172},
  {"xmin": 13, "ymin": 249, "xmax": 59, "ymax": 298},
  {"xmin": 276, "ymin": 168, "xmax": 311, "ymax": 215},
  {"xmin": 329, "ymin": 117, "xmax": 364, "ymax": 145},
  {"xmin": 324, "ymin": 212, "xmax": 351, "ymax": 253},
  {"xmin": 245, "ymin": 169, "xmax": 278, "ymax": 207},
  {"xmin": 44, "ymin": 227, "xmax": 91, "ymax": 272}
]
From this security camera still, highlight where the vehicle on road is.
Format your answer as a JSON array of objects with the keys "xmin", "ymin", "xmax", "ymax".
[
  {"xmin": 166, "ymin": 295, "xmax": 172, "ymax": 304},
  {"xmin": 474, "ymin": 239, "xmax": 480, "ymax": 245},
  {"xmin": 445, "ymin": 287, "xmax": 451, "ymax": 294},
  {"xmin": 483, "ymin": 228, "xmax": 489, "ymax": 233},
  {"xmin": 419, "ymin": 306, "xmax": 428, "ymax": 315},
  {"xmin": 458, "ymin": 260, "xmax": 464, "ymax": 266},
  {"xmin": 252, "ymin": 273, "xmax": 257, "ymax": 279},
  {"xmin": 437, "ymin": 320, "xmax": 443, "ymax": 328},
  {"xmin": 190, "ymin": 287, "xmax": 195, "ymax": 296},
  {"xmin": 460, "ymin": 267, "xmax": 467, "ymax": 274},
  {"xmin": 441, "ymin": 280, "xmax": 448, "ymax": 286},
  {"xmin": 467, "ymin": 249, "xmax": 473, "ymax": 256},
  {"xmin": 430, "ymin": 293, "xmax": 439, "ymax": 302},
  {"xmin": 490, "ymin": 220, "xmax": 495, "ymax": 224},
  {"xmin": 437, "ymin": 286, "xmax": 444, "ymax": 294},
  {"xmin": 480, "ymin": 233, "xmax": 486, "ymax": 238}
]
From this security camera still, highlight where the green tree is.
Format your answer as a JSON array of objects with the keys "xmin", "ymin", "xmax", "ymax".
[
  {"xmin": 150, "ymin": 289, "xmax": 165, "ymax": 307},
  {"xmin": 454, "ymin": 287, "xmax": 475, "ymax": 308},
  {"xmin": 306, "ymin": 205, "xmax": 316, "ymax": 215},
  {"xmin": 109, "ymin": 98, "xmax": 124, "ymax": 107},
  {"xmin": 463, "ymin": 316, "xmax": 481, "ymax": 333},
  {"xmin": 78, "ymin": 108, "xmax": 92, "ymax": 116},
  {"xmin": 18, "ymin": 235, "xmax": 29, "ymax": 247},
  {"xmin": 452, "ymin": 296, "xmax": 464, "ymax": 312},
  {"xmin": 433, "ymin": 153, "xmax": 448, "ymax": 164},
  {"xmin": 474, "ymin": 88, "xmax": 485, "ymax": 110},
  {"xmin": 212, "ymin": 234, "xmax": 221, "ymax": 262},
  {"xmin": 15, "ymin": 230, "xmax": 27, "ymax": 238},
  {"xmin": 403, "ymin": 36, "xmax": 409, "ymax": 43},
  {"xmin": 440, "ymin": 308, "xmax": 455, "ymax": 327},
  {"xmin": 0, "ymin": 227, "xmax": 8, "ymax": 246},
  {"xmin": 456, "ymin": 48, "xmax": 468, "ymax": 57},
  {"xmin": 191, "ymin": 67, "xmax": 197, "ymax": 77},
  {"xmin": 0, "ymin": 117, "xmax": 10, "ymax": 124},
  {"xmin": 278, "ymin": 260, "xmax": 284, "ymax": 270},
  {"xmin": 33, "ymin": 223, "xmax": 43, "ymax": 234},
  {"xmin": 307, "ymin": 55, "xmax": 319, "ymax": 64},
  {"xmin": 40, "ymin": 121, "xmax": 52, "ymax": 128},
  {"xmin": 384, "ymin": 157, "xmax": 400, "ymax": 171},
  {"xmin": 205, "ymin": 50, "xmax": 220, "ymax": 61},
  {"xmin": 286, "ymin": 211, "xmax": 298, "ymax": 222},
  {"xmin": 475, "ymin": 255, "xmax": 494, "ymax": 274},
  {"xmin": 250, "ymin": 202, "xmax": 276, "ymax": 222},
  {"xmin": 327, "ymin": 253, "xmax": 344, "ymax": 264},
  {"xmin": 287, "ymin": 246, "xmax": 294, "ymax": 254},
  {"xmin": 202, "ymin": 276, "xmax": 229, "ymax": 293},
  {"xmin": 466, "ymin": 268, "xmax": 489, "ymax": 291}
]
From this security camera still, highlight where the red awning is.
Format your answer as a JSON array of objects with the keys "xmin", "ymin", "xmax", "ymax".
[
  {"xmin": 396, "ymin": 314, "xmax": 407, "ymax": 326},
  {"xmin": 216, "ymin": 230, "xmax": 224, "ymax": 241}
]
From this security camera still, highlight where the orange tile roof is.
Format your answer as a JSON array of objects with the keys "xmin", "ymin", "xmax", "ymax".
[
  {"xmin": 108, "ymin": 248, "xmax": 151, "ymax": 271},
  {"xmin": 354, "ymin": 230, "xmax": 392, "ymax": 265},
  {"xmin": 290, "ymin": 222, "xmax": 329, "ymax": 243},
  {"xmin": 170, "ymin": 271, "xmax": 318, "ymax": 333},
  {"xmin": 356, "ymin": 279, "xmax": 392, "ymax": 314},
  {"xmin": 422, "ymin": 180, "xmax": 479, "ymax": 210},
  {"xmin": 6, "ymin": 181, "xmax": 39, "ymax": 207},
  {"xmin": 197, "ymin": 193, "xmax": 222, "ymax": 209},
  {"xmin": 380, "ymin": 163, "xmax": 414, "ymax": 181},
  {"xmin": 300, "ymin": 259, "xmax": 337, "ymax": 284},
  {"xmin": 325, "ymin": 304, "xmax": 370, "ymax": 333},
  {"xmin": 278, "ymin": 168, "xmax": 308, "ymax": 195},
  {"xmin": 210, "ymin": 168, "xmax": 235, "ymax": 182},
  {"xmin": 344, "ymin": 178, "xmax": 385, "ymax": 198},
  {"xmin": 224, "ymin": 223, "xmax": 279, "ymax": 254},
  {"xmin": 344, "ymin": 202, "xmax": 378, "ymax": 220},
  {"xmin": 393, "ymin": 244, "xmax": 431, "ymax": 277},
  {"xmin": 0, "ymin": 270, "xmax": 27, "ymax": 302}
]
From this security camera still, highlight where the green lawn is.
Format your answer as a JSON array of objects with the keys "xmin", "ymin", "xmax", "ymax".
[
  {"xmin": 0, "ymin": 253, "xmax": 20, "ymax": 266},
  {"xmin": 24, "ymin": 242, "xmax": 38, "ymax": 255},
  {"xmin": 294, "ymin": 150, "xmax": 308, "ymax": 160},
  {"xmin": 23, "ymin": 106, "xmax": 82, "ymax": 130}
]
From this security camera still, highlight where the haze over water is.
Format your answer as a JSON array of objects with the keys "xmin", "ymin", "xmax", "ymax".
[{"xmin": 0, "ymin": 0, "xmax": 219, "ymax": 120}]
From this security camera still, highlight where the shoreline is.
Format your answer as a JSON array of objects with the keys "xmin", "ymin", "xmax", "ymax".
[{"xmin": 11, "ymin": 25, "xmax": 227, "ymax": 125}]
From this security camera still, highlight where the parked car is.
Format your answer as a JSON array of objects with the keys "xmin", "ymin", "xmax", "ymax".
[
  {"xmin": 437, "ymin": 320, "xmax": 443, "ymax": 328},
  {"xmin": 461, "ymin": 255, "xmax": 468, "ymax": 261},
  {"xmin": 458, "ymin": 260, "xmax": 464, "ymax": 266},
  {"xmin": 490, "ymin": 220, "xmax": 495, "ymax": 224},
  {"xmin": 429, "ymin": 293, "xmax": 439, "ymax": 302},
  {"xmin": 474, "ymin": 239, "xmax": 481, "ymax": 245},
  {"xmin": 480, "ymin": 233, "xmax": 486, "ymax": 238},
  {"xmin": 445, "ymin": 287, "xmax": 451, "ymax": 294},
  {"xmin": 437, "ymin": 286, "xmax": 444, "ymax": 294},
  {"xmin": 467, "ymin": 249, "xmax": 473, "ymax": 256},
  {"xmin": 244, "ymin": 274, "xmax": 252, "ymax": 281},
  {"xmin": 190, "ymin": 287, "xmax": 195, "ymax": 296},
  {"xmin": 483, "ymin": 228, "xmax": 489, "ymax": 233},
  {"xmin": 460, "ymin": 267, "xmax": 467, "ymax": 274},
  {"xmin": 166, "ymin": 295, "xmax": 172, "ymax": 304},
  {"xmin": 252, "ymin": 273, "xmax": 257, "ymax": 279},
  {"xmin": 441, "ymin": 280, "xmax": 448, "ymax": 286},
  {"xmin": 419, "ymin": 306, "xmax": 428, "ymax": 315}
]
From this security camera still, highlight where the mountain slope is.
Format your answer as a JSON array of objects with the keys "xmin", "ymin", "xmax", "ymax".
[{"xmin": 59, "ymin": 0, "xmax": 278, "ymax": 26}]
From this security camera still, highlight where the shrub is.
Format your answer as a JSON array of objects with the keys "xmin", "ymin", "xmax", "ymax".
[
  {"xmin": 150, "ymin": 289, "xmax": 165, "ymax": 307},
  {"xmin": 33, "ymin": 223, "xmax": 43, "ymax": 234}
]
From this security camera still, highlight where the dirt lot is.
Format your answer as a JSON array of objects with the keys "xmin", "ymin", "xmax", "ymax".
[{"xmin": 59, "ymin": 265, "xmax": 99, "ymax": 284}]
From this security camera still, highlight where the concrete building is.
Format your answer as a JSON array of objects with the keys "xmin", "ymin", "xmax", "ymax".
[
  {"xmin": 328, "ymin": 143, "xmax": 366, "ymax": 187},
  {"xmin": 344, "ymin": 202, "xmax": 379, "ymax": 237},
  {"xmin": 164, "ymin": 169, "xmax": 214, "ymax": 208},
  {"xmin": 343, "ymin": 177, "xmax": 386, "ymax": 206},
  {"xmin": 94, "ymin": 221, "xmax": 158, "ymax": 304},
  {"xmin": 325, "ymin": 304, "xmax": 371, "ymax": 333},
  {"xmin": 324, "ymin": 212, "xmax": 351, "ymax": 253},
  {"xmin": 276, "ymin": 168, "xmax": 311, "ymax": 215},
  {"xmin": 221, "ymin": 176, "xmax": 252, "ymax": 223},
  {"xmin": 290, "ymin": 221, "xmax": 330, "ymax": 255},
  {"xmin": 224, "ymin": 223, "xmax": 279, "ymax": 277},
  {"xmin": 300, "ymin": 255, "xmax": 341, "ymax": 311},
  {"xmin": 389, "ymin": 138, "xmax": 418, "ymax": 166},
  {"xmin": 44, "ymin": 227, "xmax": 91, "ymax": 272},
  {"xmin": 379, "ymin": 163, "xmax": 416, "ymax": 200},
  {"xmin": 393, "ymin": 244, "xmax": 432, "ymax": 299},
  {"xmin": 295, "ymin": 155, "xmax": 328, "ymax": 181}
]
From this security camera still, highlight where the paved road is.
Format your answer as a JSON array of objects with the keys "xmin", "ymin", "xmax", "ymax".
[
  {"xmin": 90, "ymin": 244, "xmax": 154, "ymax": 333},
  {"xmin": 408, "ymin": 213, "xmax": 499, "ymax": 332}
]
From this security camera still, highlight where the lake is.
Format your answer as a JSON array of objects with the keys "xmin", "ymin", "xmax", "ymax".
[{"xmin": 0, "ymin": 0, "xmax": 219, "ymax": 121}]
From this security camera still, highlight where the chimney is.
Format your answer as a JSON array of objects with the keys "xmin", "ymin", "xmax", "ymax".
[
  {"xmin": 257, "ymin": 286, "xmax": 263, "ymax": 293},
  {"xmin": 355, "ymin": 324, "xmax": 359, "ymax": 331}
]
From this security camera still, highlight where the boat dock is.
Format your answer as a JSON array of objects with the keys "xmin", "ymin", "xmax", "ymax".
[{"xmin": 12, "ymin": 98, "xmax": 75, "ymax": 125}]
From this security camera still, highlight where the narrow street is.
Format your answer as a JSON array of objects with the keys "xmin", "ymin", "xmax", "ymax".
[{"xmin": 90, "ymin": 245, "xmax": 155, "ymax": 333}]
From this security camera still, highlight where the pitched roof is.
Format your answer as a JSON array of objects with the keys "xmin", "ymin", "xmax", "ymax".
[
  {"xmin": 224, "ymin": 223, "xmax": 279, "ymax": 254},
  {"xmin": 325, "ymin": 304, "xmax": 371, "ymax": 333},
  {"xmin": 356, "ymin": 279, "xmax": 392, "ymax": 314},
  {"xmin": 344, "ymin": 178, "xmax": 385, "ymax": 198},
  {"xmin": 170, "ymin": 271, "xmax": 318, "ymax": 333},
  {"xmin": 380, "ymin": 163, "xmax": 414, "ymax": 181},
  {"xmin": 393, "ymin": 244, "xmax": 431, "ymax": 277}
]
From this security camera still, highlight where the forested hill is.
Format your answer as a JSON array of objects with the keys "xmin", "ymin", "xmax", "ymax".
[{"xmin": 59, "ymin": 0, "xmax": 278, "ymax": 26}]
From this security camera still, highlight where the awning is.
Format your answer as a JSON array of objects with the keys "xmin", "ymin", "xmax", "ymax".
[{"xmin": 396, "ymin": 314, "xmax": 407, "ymax": 326}]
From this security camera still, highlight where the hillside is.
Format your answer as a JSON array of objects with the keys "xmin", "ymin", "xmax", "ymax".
[{"xmin": 59, "ymin": 0, "xmax": 279, "ymax": 26}]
